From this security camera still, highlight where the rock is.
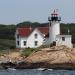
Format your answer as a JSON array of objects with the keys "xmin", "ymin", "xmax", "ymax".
[
  {"xmin": 0, "ymin": 46, "xmax": 75, "ymax": 69},
  {"xmin": 23, "ymin": 46, "xmax": 75, "ymax": 69}
]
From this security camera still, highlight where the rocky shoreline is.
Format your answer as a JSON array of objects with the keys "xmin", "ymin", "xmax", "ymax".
[
  {"xmin": 0, "ymin": 61, "xmax": 75, "ymax": 70},
  {"xmin": 0, "ymin": 46, "xmax": 75, "ymax": 70}
]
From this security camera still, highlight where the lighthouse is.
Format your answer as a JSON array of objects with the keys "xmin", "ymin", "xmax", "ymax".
[{"xmin": 48, "ymin": 10, "xmax": 61, "ymax": 44}]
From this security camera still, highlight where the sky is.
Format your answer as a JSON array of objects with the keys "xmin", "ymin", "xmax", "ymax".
[{"xmin": 0, "ymin": 0, "xmax": 75, "ymax": 24}]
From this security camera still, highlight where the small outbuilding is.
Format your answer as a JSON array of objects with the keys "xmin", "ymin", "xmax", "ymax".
[{"xmin": 56, "ymin": 35, "xmax": 73, "ymax": 48}]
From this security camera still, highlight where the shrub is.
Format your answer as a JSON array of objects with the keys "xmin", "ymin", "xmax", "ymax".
[{"xmin": 21, "ymin": 48, "xmax": 39, "ymax": 57}]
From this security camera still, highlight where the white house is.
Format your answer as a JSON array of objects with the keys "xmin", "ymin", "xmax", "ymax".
[
  {"xmin": 15, "ymin": 10, "xmax": 73, "ymax": 48},
  {"xmin": 15, "ymin": 27, "xmax": 49, "ymax": 48}
]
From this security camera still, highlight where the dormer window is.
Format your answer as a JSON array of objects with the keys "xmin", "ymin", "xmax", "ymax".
[{"xmin": 35, "ymin": 33, "xmax": 38, "ymax": 38}]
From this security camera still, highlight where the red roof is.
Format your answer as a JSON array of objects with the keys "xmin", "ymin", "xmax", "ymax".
[
  {"xmin": 17, "ymin": 28, "xmax": 33, "ymax": 37},
  {"xmin": 38, "ymin": 27, "xmax": 49, "ymax": 36},
  {"xmin": 17, "ymin": 27, "xmax": 49, "ymax": 37}
]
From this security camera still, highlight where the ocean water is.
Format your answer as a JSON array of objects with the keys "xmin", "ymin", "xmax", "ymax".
[{"xmin": 0, "ymin": 69, "xmax": 75, "ymax": 75}]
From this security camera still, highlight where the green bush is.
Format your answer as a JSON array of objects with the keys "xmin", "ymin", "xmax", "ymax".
[{"xmin": 21, "ymin": 48, "xmax": 40, "ymax": 57}]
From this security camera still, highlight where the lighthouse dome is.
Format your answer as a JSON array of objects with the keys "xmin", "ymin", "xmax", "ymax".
[{"xmin": 48, "ymin": 9, "xmax": 61, "ymax": 21}]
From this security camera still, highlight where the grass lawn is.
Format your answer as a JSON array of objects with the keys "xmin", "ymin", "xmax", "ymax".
[{"xmin": 21, "ymin": 48, "xmax": 40, "ymax": 57}]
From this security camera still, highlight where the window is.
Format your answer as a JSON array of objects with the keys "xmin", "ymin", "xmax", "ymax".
[
  {"xmin": 17, "ymin": 34, "xmax": 19, "ymax": 38},
  {"xmin": 17, "ymin": 41, "xmax": 19, "ymax": 45},
  {"xmin": 24, "ymin": 41, "xmax": 27, "ymax": 46},
  {"xmin": 35, "ymin": 34, "xmax": 38, "ymax": 38},
  {"xmin": 62, "ymin": 37, "xmax": 65, "ymax": 41},
  {"xmin": 35, "ymin": 41, "xmax": 38, "ymax": 46}
]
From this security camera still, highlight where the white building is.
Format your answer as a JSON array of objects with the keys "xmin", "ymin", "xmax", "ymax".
[
  {"xmin": 15, "ymin": 10, "xmax": 73, "ymax": 48},
  {"xmin": 56, "ymin": 35, "xmax": 72, "ymax": 48},
  {"xmin": 48, "ymin": 10, "xmax": 72, "ymax": 48},
  {"xmin": 15, "ymin": 27, "xmax": 49, "ymax": 48}
]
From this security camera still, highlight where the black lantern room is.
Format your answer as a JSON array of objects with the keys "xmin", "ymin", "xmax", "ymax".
[{"xmin": 48, "ymin": 10, "xmax": 61, "ymax": 21}]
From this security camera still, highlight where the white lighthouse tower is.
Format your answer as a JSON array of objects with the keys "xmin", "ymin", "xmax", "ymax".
[{"xmin": 48, "ymin": 10, "xmax": 61, "ymax": 44}]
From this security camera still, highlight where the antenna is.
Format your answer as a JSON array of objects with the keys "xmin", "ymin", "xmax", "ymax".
[{"xmin": 68, "ymin": 29, "xmax": 70, "ymax": 35}]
